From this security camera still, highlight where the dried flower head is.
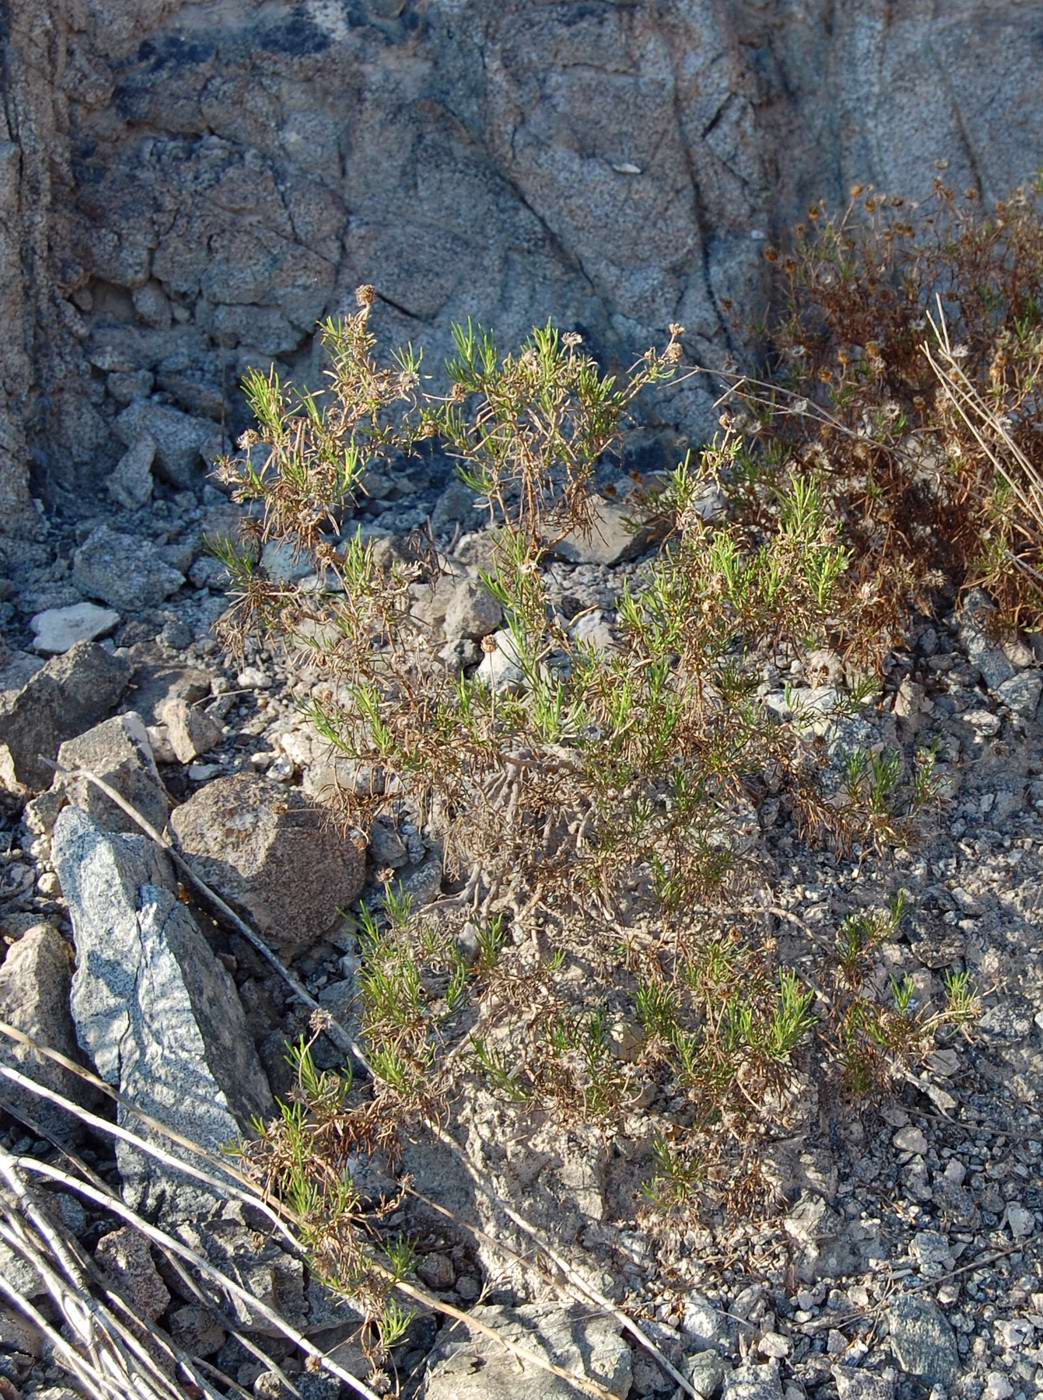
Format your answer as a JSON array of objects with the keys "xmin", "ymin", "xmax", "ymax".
[{"xmin": 356, "ymin": 284, "xmax": 377, "ymax": 309}]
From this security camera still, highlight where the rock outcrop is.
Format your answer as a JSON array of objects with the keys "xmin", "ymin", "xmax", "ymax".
[{"xmin": 3, "ymin": 1, "xmax": 1043, "ymax": 519}]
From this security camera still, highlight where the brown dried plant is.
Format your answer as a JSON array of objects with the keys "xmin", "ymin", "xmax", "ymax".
[{"xmin": 731, "ymin": 173, "xmax": 1043, "ymax": 641}]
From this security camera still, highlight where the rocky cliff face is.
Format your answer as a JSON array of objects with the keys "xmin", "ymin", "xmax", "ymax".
[{"xmin": 3, "ymin": 0, "xmax": 1042, "ymax": 529}]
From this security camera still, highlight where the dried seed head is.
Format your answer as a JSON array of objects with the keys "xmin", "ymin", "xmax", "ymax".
[
  {"xmin": 356, "ymin": 284, "xmax": 377, "ymax": 309},
  {"xmin": 309, "ymin": 1008, "xmax": 334, "ymax": 1034},
  {"xmin": 480, "ymin": 633, "xmax": 498, "ymax": 654}
]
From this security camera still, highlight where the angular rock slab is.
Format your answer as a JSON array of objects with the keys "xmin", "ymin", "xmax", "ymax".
[
  {"xmin": 0, "ymin": 924, "xmax": 94, "ymax": 1147},
  {"xmin": 887, "ymin": 1295, "xmax": 958, "ymax": 1386},
  {"xmin": 114, "ymin": 401, "xmax": 227, "ymax": 490},
  {"xmin": 156, "ymin": 696, "xmax": 222, "ymax": 763},
  {"xmin": 72, "ymin": 524, "xmax": 184, "ymax": 611},
  {"xmin": 169, "ymin": 773, "xmax": 366, "ymax": 954},
  {"xmin": 106, "ymin": 434, "xmax": 156, "ymax": 510},
  {"xmin": 53, "ymin": 807, "xmax": 272, "ymax": 1220},
  {"xmin": 0, "ymin": 642, "xmax": 131, "ymax": 792},
  {"xmin": 420, "ymin": 1302, "xmax": 632, "ymax": 1399},
  {"xmin": 30, "ymin": 602, "xmax": 120, "ymax": 655},
  {"xmin": 54, "ymin": 711, "xmax": 169, "ymax": 837}
]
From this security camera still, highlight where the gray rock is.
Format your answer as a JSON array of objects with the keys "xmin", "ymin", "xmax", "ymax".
[
  {"xmin": 53, "ymin": 807, "xmax": 272, "ymax": 1218},
  {"xmin": 53, "ymin": 712, "xmax": 169, "ymax": 836},
  {"xmin": 421, "ymin": 1302, "xmax": 632, "ymax": 1399},
  {"xmin": 887, "ymin": 1295, "xmax": 958, "ymax": 1385},
  {"xmin": 910, "ymin": 1229, "xmax": 953, "ymax": 1278},
  {"xmin": 552, "ymin": 497, "xmax": 656, "ymax": 566},
  {"xmin": 0, "ymin": 1304, "xmax": 43, "ymax": 1360},
  {"xmin": 832, "ymin": 1367, "xmax": 895, "ymax": 1400},
  {"xmin": 157, "ymin": 696, "xmax": 223, "ymax": 763},
  {"xmin": 107, "ymin": 434, "xmax": 156, "ymax": 509},
  {"xmin": 0, "ymin": 648, "xmax": 44, "ymax": 694},
  {"xmin": 72, "ymin": 525, "xmax": 185, "ymax": 611},
  {"xmin": 431, "ymin": 478, "xmax": 481, "ymax": 532},
  {"xmin": 169, "ymin": 774, "xmax": 366, "ymax": 954},
  {"xmin": 994, "ymin": 669, "xmax": 1042, "ymax": 719},
  {"xmin": 892, "ymin": 1125, "xmax": 928, "ymax": 1155},
  {"xmin": 1005, "ymin": 1202, "xmax": 1035, "ymax": 1238},
  {"xmin": 0, "ymin": 1237, "xmax": 46, "ymax": 1300},
  {"xmin": 124, "ymin": 662, "xmax": 212, "ymax": 727},
  {"xmin": 30, "ymin": 602, "xmax": 120, "ymax": 654},
  {"xmin": 173, "ymin": 1212, "xmax": 330, "ymax": 1335},
  {"xmin": 0, "ymin": 642, "xmax": 131, "ymax": 792},
  {"xmin": 0, "ymin": 923, "xmax": 93, "ymax": 1147},
  {"xmin": 958, "ymin": 590, "xmax": 1016, "ymax": 690},
  {"xmin": 443, "ymin": 577, "xmax": 503, "ymax": 640},
  {"xmin": 572, "ymin": 610, "xmax": 618, "ymax": 653},
  {"xmin": 260, "ymin": 538, "xmax": 317, "ymax": 584},
  {"xmin": 114, "ymin": 401, "xmax": 226, "ymax": 489},
  {"xmin": 682, "ymin": 1292, "xmax": 735, "ymax": 1353},
  {"xmin": 188, "ymin": 555, "xmax": 231, "ymax": 589},
  {"xmin": 684, "ymin": 1349, "xmax": 732, "ymax": 1398},
  {"xmin": 95, "ymin": 1227, "xmax": 170, "ymax": 1321},
  {"xmin": 168, "ymin": 1303, "xmax": 227, "ymax": 1357},
  {"xmin": 721, "ymin": 1361, "xmax": 783, "ymax": 1400}
]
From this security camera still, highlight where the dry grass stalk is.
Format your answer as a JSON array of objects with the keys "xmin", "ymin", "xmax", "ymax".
[
  {"xmin": 36, "ymin": 768, "xmax": 699, "ymax": 1395},
  {"xmin": 0, "ymin": 1023, "xmax": 639, "ymax": 1399},
  {"xmin": 923, "ymin": 302, "xmax": 1043, "ymax": 583}
]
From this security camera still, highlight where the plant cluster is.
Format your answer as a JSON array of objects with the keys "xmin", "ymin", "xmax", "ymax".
[{"xmin": 210, "ymin": 177, "xmax": 1043, "ymax": 1339}]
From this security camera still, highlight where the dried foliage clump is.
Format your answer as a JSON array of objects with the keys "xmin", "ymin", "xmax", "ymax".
[{"xmin": 734, "ymin": 173, "xmax": 1043, "ymax": 641}]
